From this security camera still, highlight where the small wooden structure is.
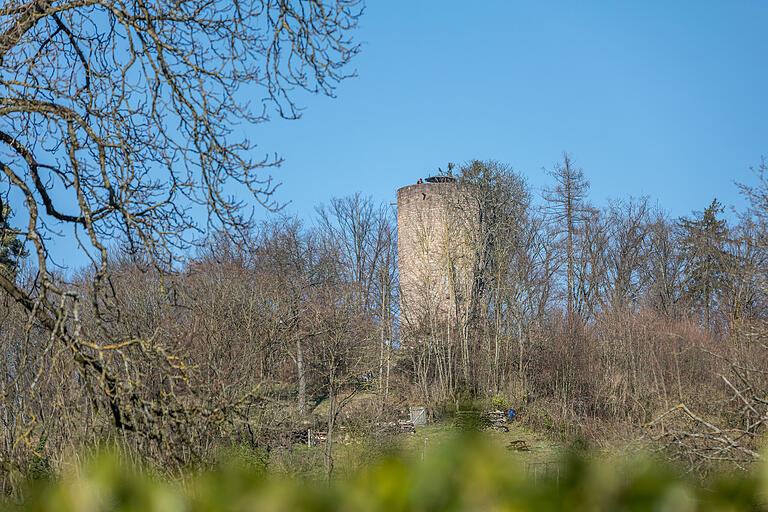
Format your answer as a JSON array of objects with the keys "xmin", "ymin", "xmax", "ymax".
[
  {"xmin": 409, "ymin": 406, "xmax": 427, "ymax": 426},
  {"xmin": 307, "ymin": 429, "xmax": 327, "ymax": 447},
  {"xmin": 507, "ymin": 440, "xmax": 530, "ymax": 451}
]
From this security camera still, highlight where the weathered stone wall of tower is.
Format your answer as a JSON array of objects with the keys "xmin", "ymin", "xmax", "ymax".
[{"xmin": 397, "ymin": 182, "xmax": 479, "ymax": 329}]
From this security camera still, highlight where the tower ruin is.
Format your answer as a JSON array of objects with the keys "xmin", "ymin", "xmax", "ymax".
[{"xmin": 397, "ymin": 176, "xmax": 479, "ymax": 329}]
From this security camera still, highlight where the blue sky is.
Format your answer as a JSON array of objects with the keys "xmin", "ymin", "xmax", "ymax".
[
  {"xmin": 255, "ymin": 1, "xmax": 768, "ymax": 223},
  {"xmin": 7, "ymin": 1, "xmax": 767, "ymax": 271}
]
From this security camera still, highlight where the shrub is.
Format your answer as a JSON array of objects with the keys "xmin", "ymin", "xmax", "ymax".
[{"xmin": 15, "ymin": 437, "xmax": 768, "ymax": 511}]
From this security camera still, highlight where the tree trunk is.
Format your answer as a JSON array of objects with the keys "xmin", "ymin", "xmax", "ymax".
[
  {"xmin": 567, "ymin": 175, "xmax": 574, "ymax": 324},
  {"xmin": 378, "ymin": 278, "xmax": 386, "ymax": 408},
  {"xmin": 384, "ymin": 334, "xmax": 391, "ymax": 405},
  {"xmin": 324, "ymin": 387, "xmax": 335, "ymax": 482},
  {"xmin": 296, "ymin": 338, "xmax": 306, "ymax": 416}
]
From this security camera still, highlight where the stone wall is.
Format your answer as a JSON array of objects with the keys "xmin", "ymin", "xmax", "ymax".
[{"xmin": 397, "ymin": 181, "xmax": 479, "ymax": 330}]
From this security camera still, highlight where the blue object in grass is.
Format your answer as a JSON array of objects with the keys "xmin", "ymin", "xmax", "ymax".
[{"xmin": 509, "ymin": 409, "xmax": 515, "ymax": 421}]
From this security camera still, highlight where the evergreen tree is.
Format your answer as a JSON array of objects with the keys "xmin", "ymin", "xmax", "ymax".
[
  {"xmin": 0, "ymin": 202, "xmax": 25, "ymax": 277},
  {"xmin": 678, "ymin": 199, "xmax": 731, "ymax": 329}
]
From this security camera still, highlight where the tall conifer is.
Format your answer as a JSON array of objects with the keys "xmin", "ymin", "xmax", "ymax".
[{"xmin": 679, "ymin": 199, "xmax": 731, "ymax": 329}]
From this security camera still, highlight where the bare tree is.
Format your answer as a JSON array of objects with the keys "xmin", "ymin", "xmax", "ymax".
[
  {"xmin": 292, "ymin": 234, "xmax": 370, "ymax": 481},
  {"xmin": 642, "ymin": 211, "xmax": 685, "ymax": 317},
  {"xmin": 316, "ymin": 195, "xmax": 397, "ymax": 408},
  {"xmin": 248, "ymin": 217, "xmax": 329, "ymax": 417},
  {"xmin": 455, "ymin": 160, "xmax": 530, "ymax": 393},
  {"xmin": 603, "ymin": 197, "xmax": 650, "ymax": 314},
  {"xmin": 644, "ymin": 162, "xmax": 768, "ymax": 472},
  {"xmin": 374, "ymin": 218, "xmax": 397, "ymax": 410},
  {"xmin": 0, "ymin": 0, "xmax": 362, "ymax": 460},
  {"xmin": 316, "ymin": 194, "xmax": 389, "ymax": 311},
  {"xmin": 543, "ymin": 152, "xmax": 591, "ymax": 325},
  {"xmin": 571, "ymin": 207, "xmax": 607, "ymax": 323}
]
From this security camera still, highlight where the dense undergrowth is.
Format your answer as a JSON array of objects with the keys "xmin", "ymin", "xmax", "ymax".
[{"xmin": 9, "ymin": 434, "xmax": 768, "ymax": 511}]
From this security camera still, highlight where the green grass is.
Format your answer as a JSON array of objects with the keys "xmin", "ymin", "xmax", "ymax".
[
  {"xmin": 403, "ymin": 420, "xmax": 564, "ymax": 464},
  {"xmin": 16, "ymin": 436, "xmax": 768, "ymax": 511},
  {"xmin": 267, "ymin": 418, "xmax": 565, "ymax": 482}
]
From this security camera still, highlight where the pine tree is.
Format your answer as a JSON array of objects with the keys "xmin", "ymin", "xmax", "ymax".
[
  {"xmin": 0, "ymin": 202, "xmax": 25, "ymax": 277},
  {"xmin": 678, "ymin": 199, "xmax": 731, "ymax": 329}
]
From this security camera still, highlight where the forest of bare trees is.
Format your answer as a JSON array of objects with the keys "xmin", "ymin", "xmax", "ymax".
[
  {"xmin": 0, "ymin": 0, "xmax": 766, "ymax": 492},
  {"xmin": 2, "ymin": 154, "xmax": 768, "ymax": 485}
]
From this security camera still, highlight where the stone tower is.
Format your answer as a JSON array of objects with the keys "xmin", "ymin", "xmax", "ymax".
[{"xmin": 397, "ymin": 176, "xmax": 479, "ymax": 329}]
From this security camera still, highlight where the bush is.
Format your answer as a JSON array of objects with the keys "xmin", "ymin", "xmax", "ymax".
[
  {"xmin": 14, "ymin": 437, "xmax": 768, "ymax": 511},
  {"xmin": 491, "ymin": 394, "xmax": 509, "ymax": 411}
]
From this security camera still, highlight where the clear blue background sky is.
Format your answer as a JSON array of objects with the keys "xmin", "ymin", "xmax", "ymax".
[{"xmin": 255, "ymin": 1, "xmax": 768, "ymax": 222}]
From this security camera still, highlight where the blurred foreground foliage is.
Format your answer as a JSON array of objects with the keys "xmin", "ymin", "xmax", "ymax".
[{"xmin": 14, "ymin": 436, "xmax": 768, "ymax": 512}]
